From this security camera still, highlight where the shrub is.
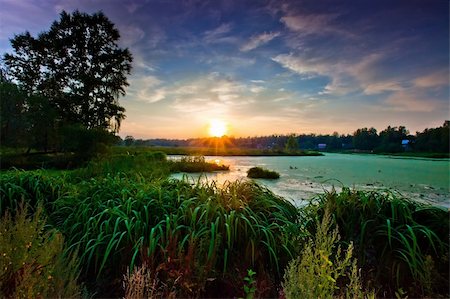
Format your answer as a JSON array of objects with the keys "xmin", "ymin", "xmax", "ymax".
[
  {"xmin": 0, "ymin": 205, "xmax": 80, "ymax": 298},
  {"xmin": 283, "ymin": 209, "xmax": 372, "ymax": 299},
  {"xmin": 247, "ymin": 167, "xmax": 280, "ymax": 179}
]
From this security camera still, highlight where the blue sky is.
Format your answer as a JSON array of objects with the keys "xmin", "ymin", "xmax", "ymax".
[{"xmin": 1, "ymin": 0, "xmax": 448, "ymax": 138}]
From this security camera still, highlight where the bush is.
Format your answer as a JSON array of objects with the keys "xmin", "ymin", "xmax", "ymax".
[
  {"xmin": 0, "ymin": 205, "xmax": 80, "ymax": 298},
  {"xmin": 283, "ymin": 209, "xmax": 370, "ymax": 298},
  {"xmin": 247, "ymin": 167, "xmax": 280, "ymax": 179}
]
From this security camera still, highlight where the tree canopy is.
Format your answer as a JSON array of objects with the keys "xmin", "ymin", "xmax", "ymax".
[{"xmin": 3, "ymin": 10, "xmax": 132, "ymax": 132}]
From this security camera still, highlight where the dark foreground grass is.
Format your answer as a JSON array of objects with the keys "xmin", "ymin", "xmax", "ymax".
[{"xmin": 0, "ymin": 155, "xmax": 448, "ymax": 298}]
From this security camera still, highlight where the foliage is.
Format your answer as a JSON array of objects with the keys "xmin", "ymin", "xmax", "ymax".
[
  {"xmin": 1, "ymin": 155, "xmax": 448, "ymax": 297},
  {"xmin": 306, "ymin": 188, "xmax": 449, "ymax": 298},
  {"xmin": 54, "ymin": 178, "xmax": 299, "ymax": 296},
  {"xmin": 242, "ymin": 269, "xmax": 257, "ymax": 299},
  {"xmin": 171, "ymin": 155, "xmax": 229, "ymax": 172},
  {"xmin": 414, "ymin": 121, "xmax": 449, "ymax": 153},
  {"xmin": 60, "ymin": 125, "xmax": 117, "ymax": 159},
  {"xmin": 0, "ymin": 205, "xmax": 80, "ymax": 298},
  {"xmin": 285, "ymin": 134, "xmax": 299, "ymax": 153},
  {"xmin": 247, "ymin": 167, "xmax": 280, "ymax": 179},
  {"xmin": 283, "ymin": 209, "xmax": 370, "ymax": 299},
  {"xmin": 0, "ymin": 81, "xmax": 27, "ymax": 147},
  {"xmin": 4, "ymin": 10, "xmax": 132, "ymax": 132},
  {"xmin": 353, "ymin": 127, "xmax": 379, "ymax": 151},
  {"xmin": 375, "ymin": 126, "xmax": 408, "ymax": 153}
]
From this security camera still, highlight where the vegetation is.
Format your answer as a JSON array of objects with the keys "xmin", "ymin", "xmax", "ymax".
[
  {"xmin": 121, "ymin": 121, "xmax": 449, "ymax": 155},
  {"xmin": 1, "ymin": 10, "xmax": 131, "ymax": 156},
  {"xmin": 118, "ymin": 145, "xmax": 323, "ymax": 157},
  {"xmin": 305, "ymin": 188, "xmax": 449, "ymax": 298},
  {"xmin": 0, "ymin": 205, "xmax": 80, "ymax": 298},
  {"xmin": 0, "ymin": 153, "xmax": 448, "ymax": 298},
  {"xmin": 0, "ymin": 9, "xmax": 448, "ymax": 299},
  {"xmin": 171, "ymin": 155, "xmax": 229, "ymax": 172},
  {"xmin": 283, "ymin": 209, "xmax": 371, "ymax": 299},
  {"xmin": 247, "ymin": 167, "xmax": 280, "ymax": 179}
]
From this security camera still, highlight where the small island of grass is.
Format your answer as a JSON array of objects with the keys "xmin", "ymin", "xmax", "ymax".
[
  {"xmin": 247, "ymin": 166, "xmax": 280, "ymax": 179},
  {"xmin": 171, "ymin": 156, "xmax": 229, "ymax": 173}
]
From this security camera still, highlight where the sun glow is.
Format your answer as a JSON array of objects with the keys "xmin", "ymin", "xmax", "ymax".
[{"xmin": 208, "ymin": 119, "xmax": 227, "ymax": 137}]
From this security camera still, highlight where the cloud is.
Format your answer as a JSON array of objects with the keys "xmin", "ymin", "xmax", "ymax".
[
  {"xmin": 384, "ymin": 90, "xmax": 444, "ymax": 112},
  {"xmin": 280, "ymin": 13, "xmax": 351, "ymax": 37},
  {"xmin": 240, "ymin": 31, "xmax": 280, "ymax": 52},
  {"xmin": 363, "ymin": 81, "xmax": 404, "ymax": 95},
  {"xmin": 128, "ymin": 75, "xmax": 166, "ymax": 103},
  {"xmin": 271, "ymin": 53, "xmax": 327, "ymax": 77},
  {"xmin": 203, "ymin": 23, "xmax": 236, "ymax": 44},
  {"xmin": 414, "ymin": 70, "xmax": 449, "ymax": 88}
]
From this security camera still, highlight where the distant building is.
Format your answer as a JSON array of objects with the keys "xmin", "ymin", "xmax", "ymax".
[
  {"xmin": 401, "ymin": 139, "xmax": 410, "ymax": 150},
  {"xmin": 317, "ymin": 143, "xmax": 327, "ymax": 150}
]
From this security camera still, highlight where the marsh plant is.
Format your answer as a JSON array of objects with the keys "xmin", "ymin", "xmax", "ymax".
[
  {"xmin": 247, "ymin": 167, "xmax": 280, "ymax": 179},
  {"xmin": 0, "ymin": 205, "xmax": 80, "ymax": 298},
  {"xmin": 283, "ymin": 209, "xmax": 372, "ymax": 299}
]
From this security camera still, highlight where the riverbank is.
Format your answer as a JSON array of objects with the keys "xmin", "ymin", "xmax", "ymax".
[
  {"xmin": 329, "ymin": 149, "xmax": 450, "ymax": 159},
  {"xmin": 114, "ymin": 145, "xmax": 323, "ymax": 156}
]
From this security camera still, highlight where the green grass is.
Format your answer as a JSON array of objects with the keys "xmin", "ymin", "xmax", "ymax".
[
  {"xmin": 0, "ymin": 153, "xmax": 448, "ymax": 298},
  {"xmin": 170, "ymin": 155, "xmax": 229, "ymax": 172},
  {"xmin": 247, "ymin": 167, "xmax": 280, "ymax": 179},
  {"xmin": 304, "ymin": 187, "xmax": 449, "ymax": 298}
]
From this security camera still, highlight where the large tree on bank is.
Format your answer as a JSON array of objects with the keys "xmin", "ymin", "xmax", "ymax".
[{"xmin": 3, "ymin": 10, "xmax": 132, "ymax": 132}]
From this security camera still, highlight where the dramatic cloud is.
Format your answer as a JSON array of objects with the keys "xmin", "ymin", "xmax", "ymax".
[{"xmin": 1, "ymin": 0, "xmax": 448, "ymax": 137}]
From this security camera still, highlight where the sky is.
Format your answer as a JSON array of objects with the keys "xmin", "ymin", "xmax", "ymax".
[{"xmin": 1, "ymin": 0, "xmax": 449, "ymax": 139}]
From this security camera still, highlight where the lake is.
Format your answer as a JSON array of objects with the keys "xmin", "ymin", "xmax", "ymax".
[{"xmin": 170, "ymin": 153, "xmax": 449, "ymax": 209}]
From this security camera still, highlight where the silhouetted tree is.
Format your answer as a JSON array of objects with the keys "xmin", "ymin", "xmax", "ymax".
[
  {"xmin": 414, "ymin": 122, "xmax": 449, "ymax": 153},
  {"xmin": 124, "ymin": 135, "xmax": 135, "ymax": 146},
  {"xmin": 4, "ymin": 10, "xmax": 132, "ymax": 132},
  {"xmin": 353, "ymin": 127, "xmax": 379, "ymax": 150}
]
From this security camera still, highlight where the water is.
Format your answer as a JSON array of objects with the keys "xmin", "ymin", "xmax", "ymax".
[{"xmin": 170, "ymin": 153, "xmax": 450, "ymax": 209}]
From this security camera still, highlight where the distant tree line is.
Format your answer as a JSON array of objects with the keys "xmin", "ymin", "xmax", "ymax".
[
  {"xmin": 1, "ymin": 11, "xmax": 131, "ymax": 158},
  {"xmin": 123, "ymin": 121, "xmax": 449, "ymax": 153}
]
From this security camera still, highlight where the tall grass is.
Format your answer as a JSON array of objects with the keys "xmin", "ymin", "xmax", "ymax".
[
  {"xmin": 1, "ymin": 154, "xmax": 448, "ymax": 297},
  {"xmin": 305, "ymin": 187, "xmax": 449, "ymax": 297},
  {"xmin": 55, "ymin": 176, "xmax": 302, "ymax": 296}
]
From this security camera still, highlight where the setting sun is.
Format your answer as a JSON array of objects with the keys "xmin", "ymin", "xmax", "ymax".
[{"xmin": 208, "ymin": 119, "xmax": 227, "ymax": 137}]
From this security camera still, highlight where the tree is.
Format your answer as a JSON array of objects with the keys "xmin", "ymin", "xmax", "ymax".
[
  {"xmin": 285, "ymin": 134, "xmax": 299, "ymax": 152},
  {"xmin": 353, "ymin": 127, "xmax": 379, "ymax": 150},
  {"xmin": 377, "ymin": 126, "xmax": 408, "ymax": 152},
  {"xmin": 3, "ymin": 10, "xmax": 132, "ymax": 132},
  {"xmin": 124, "ymin": 135, "xmax": 135, "ymax": 146},
  {"xmin": 0, "ymin": 80, "xmax": 27, "ymax": 147}
]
